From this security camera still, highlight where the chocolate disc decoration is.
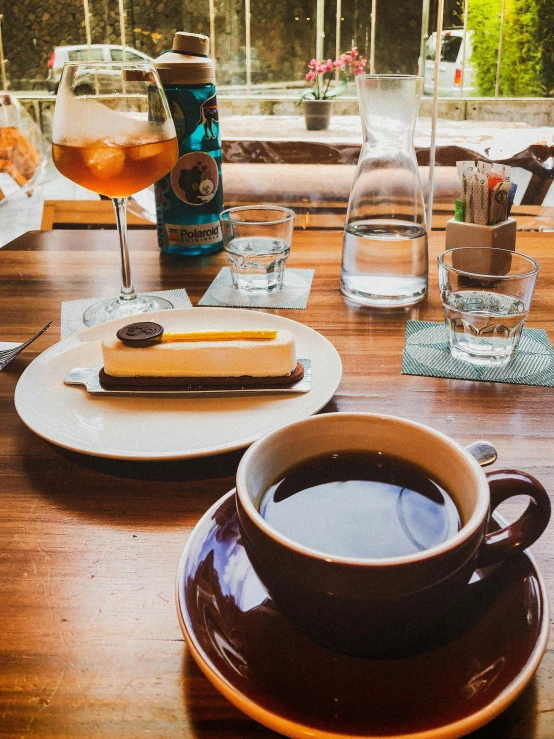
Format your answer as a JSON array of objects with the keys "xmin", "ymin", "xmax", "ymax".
[{"xmin": 117, "ymin": 322, "xmax": 164, "ymax": 347}]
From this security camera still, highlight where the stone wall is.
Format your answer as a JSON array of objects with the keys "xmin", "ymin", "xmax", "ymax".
[
  {"xmin": 0, "ymin": 0, "xmax": 460, "ymax": 90},
  {"xmin": 0, "ymin": 0, "xmax": 183, "ymax": 89}
]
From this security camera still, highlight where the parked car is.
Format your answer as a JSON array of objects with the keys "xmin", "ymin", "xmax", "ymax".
[
  {"xmin": 47, "ymin": 44, "xmax": 153, "ymax": 93},
  {"xmin": 418, "ymin": 30, "xmax": 476, "ymax": 96}
]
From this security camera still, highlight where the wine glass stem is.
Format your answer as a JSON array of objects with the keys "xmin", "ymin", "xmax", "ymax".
[{"xmin": 112, "ymin": 196, "xmax": 136, "ymax": 303}]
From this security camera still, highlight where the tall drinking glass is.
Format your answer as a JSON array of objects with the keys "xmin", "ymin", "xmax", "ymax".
[{"xmin": 52, "ymin": 62, "xmax": 178, "ymax": 326}]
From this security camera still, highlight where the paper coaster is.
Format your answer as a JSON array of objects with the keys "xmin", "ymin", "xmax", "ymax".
[
  {"xmin": 61, "ymin": 288, "xmax": 192, "ymax": 339},
  {"xmin": 197, "ymin": 267, "xmax": 315, "ymax": 309},
  {"xmin": 402, "ymin": 320, "xmax": 554, "ymax": 387}
]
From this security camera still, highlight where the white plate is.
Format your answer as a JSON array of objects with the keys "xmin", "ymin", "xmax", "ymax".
[{"xmin": 14, "ymin": 308, "xmax": 342, "ymax": 460}]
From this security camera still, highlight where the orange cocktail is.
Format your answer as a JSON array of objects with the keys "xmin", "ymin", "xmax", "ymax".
[
  {"xmin": 51, "ymin": 60, "xmax": 178, "ymax": 326},
  {"xmin": 53, "ymin": 138, "xmax": 178, "ymax": 198}
]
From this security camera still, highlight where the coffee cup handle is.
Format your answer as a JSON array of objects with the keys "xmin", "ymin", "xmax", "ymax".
[{"xmin": 475, "ymin": 470, "xmax": 551, "ymax": 568}]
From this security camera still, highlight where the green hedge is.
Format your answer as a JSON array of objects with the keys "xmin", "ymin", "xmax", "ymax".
[{"xmin": 466, "ymin": 0, "xmax": 552, "ymax": 97}]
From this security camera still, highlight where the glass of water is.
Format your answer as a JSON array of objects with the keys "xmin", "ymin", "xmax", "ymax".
[
  {"xmin": 438, "ymin": 247, "xmax": 539, "ymax": 366},
  {"xmin": 220, "ymin": 205, "xmax": 295, "ymax": 293}
]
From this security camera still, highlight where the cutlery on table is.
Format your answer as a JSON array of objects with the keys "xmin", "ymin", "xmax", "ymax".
[
  {"xmin": 0, "ymin": 322, "xmax": 52, "ymax": 371},
  {"xmin": 466, "ymin": 440, "xmax": 498, "ymax": 467}
]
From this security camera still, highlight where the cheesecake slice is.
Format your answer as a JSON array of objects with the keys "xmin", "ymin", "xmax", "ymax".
[{"xmin": 99, "ymin": 323, "xmax": 303, "ymax": 388}]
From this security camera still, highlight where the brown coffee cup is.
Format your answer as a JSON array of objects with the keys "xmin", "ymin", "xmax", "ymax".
[{"xmin": 235, "ymin": 413, "xmax": 550, "ymax": 657}]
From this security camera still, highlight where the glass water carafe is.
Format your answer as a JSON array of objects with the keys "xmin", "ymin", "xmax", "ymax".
[{"xmin": 341, "ymin": 75, "xmax": 427, "ymax": 307}]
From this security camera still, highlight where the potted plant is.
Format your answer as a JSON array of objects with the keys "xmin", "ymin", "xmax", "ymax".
[{"xmin": 297, "ymin": 48, "xmax": 367, "ymax": 131}]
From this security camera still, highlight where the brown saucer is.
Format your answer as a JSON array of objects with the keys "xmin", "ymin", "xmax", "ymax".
[{"xmin": 176, "ymin": 490, "xmax": 549, "ymax": 739}]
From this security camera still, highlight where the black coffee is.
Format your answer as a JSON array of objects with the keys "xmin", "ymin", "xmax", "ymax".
[{"xmin": 259, "ymin": 451, "xmax": 461, "ymax": 558}]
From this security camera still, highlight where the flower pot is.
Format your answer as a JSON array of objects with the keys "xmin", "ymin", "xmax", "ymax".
[{"xmin": 302, "ymin": 99, "xmax": 333, "ymax": 131}]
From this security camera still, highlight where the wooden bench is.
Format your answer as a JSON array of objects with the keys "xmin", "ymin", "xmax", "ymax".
[
  {"xmin": 40, "ymin": 161, "xmax": 554, "ymax": 232},
  {"xmin": 40, "ymin": 200, "xmax": 155, "ymax": 230},
  {"xmin": 40, "ymin": 199, "xmax": 554, "ymax": 233}
]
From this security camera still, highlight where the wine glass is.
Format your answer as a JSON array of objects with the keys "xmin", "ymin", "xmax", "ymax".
[{"xmin": 52, "ymin": 61, "xmax": 178, "ymax": 326}]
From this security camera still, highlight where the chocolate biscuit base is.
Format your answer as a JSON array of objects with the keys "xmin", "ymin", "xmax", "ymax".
[{"xmin": 98, "ymin": 362, "xmax": 304, "ymax": 390}]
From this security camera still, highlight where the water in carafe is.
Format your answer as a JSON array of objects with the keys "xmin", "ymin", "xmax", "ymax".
[{"xmin": 341, "ymin": 75, "xmax": 427, "ymax": 307}]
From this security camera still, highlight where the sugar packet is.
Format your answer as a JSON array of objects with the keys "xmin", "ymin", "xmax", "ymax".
[
  {"xmin": 507, "ymin": 182, "xmax": 518, "ymax": 216},
  {"xmin": 456, "ymin": 160, "xmax": 514, "ymax": 224},
  {"xmin": 466, "ymin": 172, "xmax": 489, "ymax": 225},
  {"xmin": 456, "ymin": 160, "xmax": 478, "ymax": 203},
  {"xmin": 477, "ymin": 161, "xmax": 492, "ymax": 175},
  {"xmin": 489, "ymin": 181, "xmax": 512, "ymax": 224}
]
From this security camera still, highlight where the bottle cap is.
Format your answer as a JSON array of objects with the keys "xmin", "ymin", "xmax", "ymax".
[
  {"xmin": 155, "ymin": 32, "xmax": 216, "ymax": 85},
  {"xmin": 172, "ymin": 32, "xmax": 210, "ymax": 57}
]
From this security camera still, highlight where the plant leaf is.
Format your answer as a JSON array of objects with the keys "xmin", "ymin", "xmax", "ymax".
[
  {"xmin": 295, "ymin": 90, "xmax": 317, "ymax": 106},
  {"xmin": 323, "ymin": 80, "xmax": 348, "ymax": 99}
]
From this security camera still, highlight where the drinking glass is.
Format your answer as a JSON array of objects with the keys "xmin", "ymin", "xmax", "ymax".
[
  {"xmin": 220, "ymin": 205, "xmax": 295, "ymax": 293},
  {"xmin": 438, "ymin": 247, "xmax": 539, "ymax": 366},
  {"xmin": 52, "ymin": 62, "xmax": 178, "ymax": 326}
]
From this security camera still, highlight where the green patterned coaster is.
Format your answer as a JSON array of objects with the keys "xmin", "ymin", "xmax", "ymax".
[{"xmin": 402, "ymin": 321, "xmax": 554, "ymax": 387}]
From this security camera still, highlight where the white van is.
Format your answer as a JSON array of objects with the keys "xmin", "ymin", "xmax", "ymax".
[
  {"xmin": 419, "ymin": 30, "xmax": 476, "ymax": 96},
  {"xmin": 46, "ymin": 45, "xmax": 153, "ymax": 93}
]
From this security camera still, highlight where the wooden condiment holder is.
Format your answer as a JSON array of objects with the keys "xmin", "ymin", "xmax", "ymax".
[{"xmin": 445, "ymin": 218, "xmax": 517, "ymax": 275}]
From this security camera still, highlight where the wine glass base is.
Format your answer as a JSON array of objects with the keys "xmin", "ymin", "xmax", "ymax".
[{"xmin": 83, "ymin": 295, "xmax": 174, "ymax": 327}]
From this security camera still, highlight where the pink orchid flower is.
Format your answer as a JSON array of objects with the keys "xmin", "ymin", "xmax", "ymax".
[{"xmin": 300, "ymin": 47, "xmax": 367, "ymax": 105}]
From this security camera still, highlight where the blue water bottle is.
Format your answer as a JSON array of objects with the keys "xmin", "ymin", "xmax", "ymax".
[{"xmin": 154, "ymin": 33, "xmax": 223, "ymax": 256}]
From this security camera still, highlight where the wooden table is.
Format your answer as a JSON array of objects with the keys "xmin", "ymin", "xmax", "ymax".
[{"xmin": 1, "ymin": 228, "xmax": 553, "ymax": 738}]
